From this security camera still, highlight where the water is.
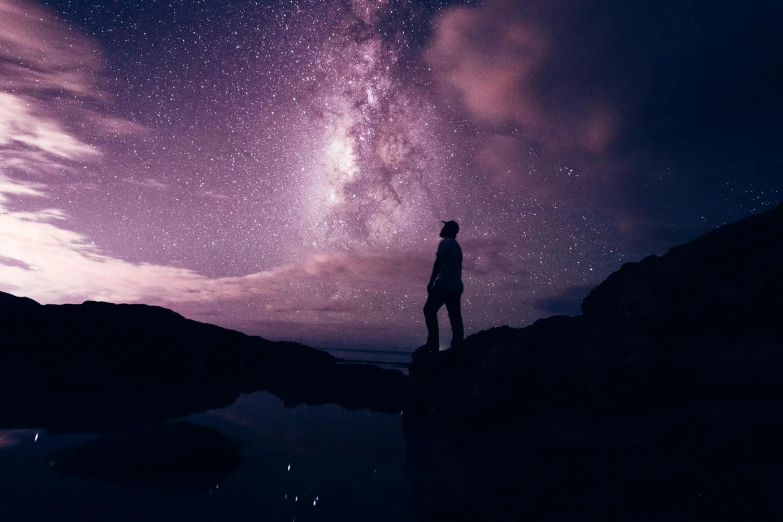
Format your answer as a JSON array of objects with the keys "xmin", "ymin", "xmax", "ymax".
[
  {"xmin": 327, "ymin": 349, "xmax": 412, "ymax": 374},
  {"xmin": 0, "ymin": 359, "xmax": 413, "ymax": 521}
]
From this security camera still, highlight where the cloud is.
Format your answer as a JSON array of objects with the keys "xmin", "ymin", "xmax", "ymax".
[
  {"xmin": 0, "ymin": 193, "xmax": 252, "ymax": 304},
  {"xmin": 0, "ymin": 175, "xmax": 46, "ymax": 203},
  {"xmin": 426, "ymin": 0, "xmax": 619, "ymax": 157},
  {"xmin": 202, "ymin": 191, "xmax": 230, "ymax": 200},
  {"xmin": 0, "ymin": 0, "xmax": 103, "ymax": 97},
  {"xmin": 460, "ymin": 237, "xmax": 530, "ymax": 280},
  {"xmin": 0, "ymin": 0, "xmax": 140, "ymax": 175},
  {"xmin": 426, "ymin": 3, "xmax": 548, "ymax": 127},
  {"xmin": 0, "ymin": 92, "xmax": 100, "ymax": 163},
  {"xmin": 123, "ymin": 177, "xmax": 170, "ymax": 190},
  {"xmin": 422, "ymin": 0, "xmax": 628, "ymax": 212},
  {"xmin": 0, "ymin": 177, "xmax": 427, "ymax": 308},
  {"xmin": 426, "ymin": 0, "xmax": 783, "ymax": 202}
]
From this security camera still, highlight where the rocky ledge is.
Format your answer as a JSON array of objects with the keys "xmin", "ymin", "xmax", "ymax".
[{"xmin": 405, "ymin": 202, "xmax": 783, "ymax": 521}]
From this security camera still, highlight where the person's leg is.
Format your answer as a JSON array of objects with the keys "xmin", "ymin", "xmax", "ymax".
[
  {"xmin": 444, "ymin": 291, "xmax": 464, "ymax": 348},
  {"xmin": 423, "ymin": 286, "xmax": 447, "ymax": 348}
]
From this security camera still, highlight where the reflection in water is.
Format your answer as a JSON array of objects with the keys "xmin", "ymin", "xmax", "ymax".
[
  {"xmin": 0, "ymin": 297, "xmax": 413, "ymax": 520},
  {"xmin": 0, "ymin": 392, "xmax": 412, "ymax": 522},
  {"xmin": 328, "ymin": 349, "xmax": 412, "ymax": 374},
  {"xmin": 48, "ymin": 421, "xmax": 241, "ymax": 494}
]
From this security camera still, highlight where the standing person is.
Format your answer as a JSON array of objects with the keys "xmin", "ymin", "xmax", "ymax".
[{"xmin": 423, "ymin": 220, "xmax": 464, "ymax": 351}]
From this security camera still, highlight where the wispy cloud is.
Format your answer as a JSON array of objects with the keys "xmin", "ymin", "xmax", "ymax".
[
  {"xmin": 0, "ymin": 194, "xmax": 424, "ymax": 313},
  {"xmin": 0, "ymin": 175, "xmax": 46, "ymax": 202},
  {"xmin": 0, "ymin": 92, "xmax": 100, "ymax": 165},
  {"xmin": 123, "ymin": 177, "xmax": 170, "ymax": 190},
  {"xmin": 0, "ymin": 0, "xmax": 103, "ymax": 97},
  {"xmin": 0, "ymin": 0, "xmax": 141, "ymax": 175}
]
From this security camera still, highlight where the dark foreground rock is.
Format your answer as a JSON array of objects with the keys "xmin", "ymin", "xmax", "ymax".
[
  {"xmin": 405, "ymin": 202, "xmax": 783, "ymax": 521},
  {"xmin": 49, "ymin": 421, "xmax": 241, "ymax": 494},
  {"xmin": 0, "ymin": 290, "xmax": 407, "ymax": 499},
  {"xmin": 0, "ymin": 294, "xmax": 407, "ymax": 433}
]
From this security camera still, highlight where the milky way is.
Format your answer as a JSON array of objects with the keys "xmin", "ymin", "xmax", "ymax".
[
  {"xmin": 0, "ymin": 0, "xmax": 780, "ymax": 349},
  {"xmin": 293, "ymin": 0, "xmax": 442, "ymax": 248}
]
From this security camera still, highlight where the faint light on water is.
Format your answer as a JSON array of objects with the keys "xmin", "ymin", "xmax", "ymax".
[
  {"xmin": 34, "ymin": 433, "xmax": 38, "ymax": 442},
  {"xmin": 287, "ymin": 463, "xmax": 291, "ymax": 471}
]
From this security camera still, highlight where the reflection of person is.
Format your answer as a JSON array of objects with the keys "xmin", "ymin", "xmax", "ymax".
[{"xmin": 423, "ymin": 220, "xmax": 464, "ymax": 351}]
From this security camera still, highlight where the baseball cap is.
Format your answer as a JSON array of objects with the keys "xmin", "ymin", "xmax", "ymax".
[{"xmin": 441, "ymin": 220, "xmax": 459, "ymax": 234}]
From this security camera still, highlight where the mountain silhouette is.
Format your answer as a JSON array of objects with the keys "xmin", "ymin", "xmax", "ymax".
[{"xmin": 0, "ymin": 294, "xmax": 406, "ymax": 433}]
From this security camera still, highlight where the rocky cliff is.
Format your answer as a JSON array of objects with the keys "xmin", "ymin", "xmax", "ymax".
[{"xmin": 405, "ymin": 202, "xmax": 783, "ymax": 521}]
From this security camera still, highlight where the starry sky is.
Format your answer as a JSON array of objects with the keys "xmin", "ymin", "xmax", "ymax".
[{"xmin": 1, "ymin": 0, "xmax": 781, "ymax": 350}]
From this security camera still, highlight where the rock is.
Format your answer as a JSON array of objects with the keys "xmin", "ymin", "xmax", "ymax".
[
  {"xmin": 0, "ymin": 294, "xmax": 408, "ymax": 432},
  {"xmin": 0, "ymin": 290, "xmax": 39, "ymax": 307},
  {"xmin": 405, "ymin": 202, "xmax": 783, "ymax": 521}
]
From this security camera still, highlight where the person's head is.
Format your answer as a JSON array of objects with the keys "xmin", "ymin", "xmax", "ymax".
[{"xmin": 440, "ymin": 220, "xmax": 459, "ymax": 238}]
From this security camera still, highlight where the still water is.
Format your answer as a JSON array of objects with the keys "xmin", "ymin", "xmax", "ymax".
[
  {"xmin": 328, "ymin": 349, "xmax": 411, "ymax": 374},
  {"xmin": 0, "ymin": 353, "xmax": 413, "ymax": 522}
]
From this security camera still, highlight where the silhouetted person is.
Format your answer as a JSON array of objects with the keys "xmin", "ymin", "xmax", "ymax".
[{"xmin": 423, "ymin": 220, "xmax": 464, "ymax": 351}]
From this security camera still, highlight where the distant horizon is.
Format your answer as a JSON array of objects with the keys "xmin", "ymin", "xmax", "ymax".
[
  {"xmin": 2, "ymin": 200, "xmax": 780, "ymax": 351},
  {"xmin": 1, "ymin": 0, "xmax": 780, "ymax": 350}
]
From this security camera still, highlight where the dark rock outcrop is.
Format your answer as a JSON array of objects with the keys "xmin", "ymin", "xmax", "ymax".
[
  {"xmin": 0, "ymin": 291, "xmax": 38, "ymax": 307},
  {"xmin": 405, "ymin": 202, "xmax": 783, "ymax": 521},
  {"xmin": 0, "ymin": 294, "xmax": 407, "ymax": 433}
]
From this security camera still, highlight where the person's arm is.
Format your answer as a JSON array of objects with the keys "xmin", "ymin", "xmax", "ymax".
[{"xmin": 427, "ymin": 256, "xmax": 443, "ymax": 292}]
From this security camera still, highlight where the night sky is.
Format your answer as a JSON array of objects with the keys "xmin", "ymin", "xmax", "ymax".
[{"xmin": 1, "ymin": 0, "xmax": 781, "ymax": 350}]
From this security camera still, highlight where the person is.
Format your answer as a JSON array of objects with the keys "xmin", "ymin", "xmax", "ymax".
[{"xmin": 423, "ymin": 220, "xmax": 464, "ymax": 351}]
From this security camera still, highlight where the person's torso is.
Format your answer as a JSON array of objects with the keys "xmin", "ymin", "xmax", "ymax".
[{"xmin": 436, "ymin": 238, "xmax": 463, "ymax": 292}]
